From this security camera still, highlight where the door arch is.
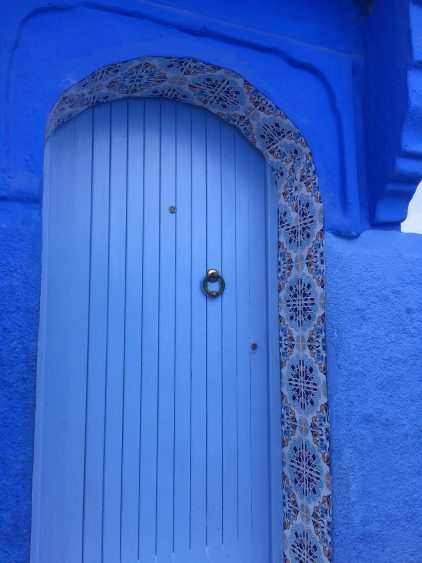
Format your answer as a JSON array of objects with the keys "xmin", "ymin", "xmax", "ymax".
[{"xmin": 33, "ymin": 57, "xmax": 331, "ymax": 563}]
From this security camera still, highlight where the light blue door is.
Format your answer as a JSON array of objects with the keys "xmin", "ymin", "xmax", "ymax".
[{"xmin": 32, "ymin": 98, "xmax": 281, "ymax": 562}]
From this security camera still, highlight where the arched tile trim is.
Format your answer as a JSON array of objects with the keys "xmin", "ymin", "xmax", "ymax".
[{"xmin": 47, "ymin": 56, "xmax": 331, "ymax": 562}]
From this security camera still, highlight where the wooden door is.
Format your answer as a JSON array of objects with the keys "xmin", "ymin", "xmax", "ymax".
[{"xmin": 32, "ymin": 98, "xmax": 281, "ymax": 562}]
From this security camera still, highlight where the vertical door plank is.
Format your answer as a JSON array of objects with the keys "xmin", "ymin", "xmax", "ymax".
[
  {"xmin": 189, "ymin": 108, "xmax": 208, "ymax": 558},
  {"xmin": 138, "ymin": 99, "xmax": 161, "ymax": 561},
  {"xmin": 31, "ymin": 136, "xmax": 51, "ymax": 563},
  {"xmin": 120, "ymin": 99, "xmax": 145, "ymax": 562},
  {"xmin": 36, "ymin": 127, "xmax": 68, "ymax": 563},
  {"xmin": 266, "ymin": 167, "xmax": 283, "ymax": 563},
  {"xmin": 220, "ymin": 124, "xmax": 238, "ymax": 549},
  {"xmin": 83, "ymin": 104, "xmax": 111, "ymax": 563},
  {"xmin": 173, "ymin": 103, "xmax": 193, "ymax": 557},
  {"xmin": 155, "ymin": 100, "xmax": 177, "ymax": 563},
  {"xmin": 38, "ymin": 110, "xmax": 93, "ymax": 562},
  {"xmin": 205, "ymin": 114, "xmax": 223, "ymax": 551},
  {"xmin": 234, "ymin": 134, "xmax": 254, "ymax": 559},
  {"xmin": 65, "ymin": 111, "xmax": 94, "ymax": 562},
  {"xmin": 248, "ymin": 150, "xmax": 271, "ymax": 562},
  {"xmin": 102, "ymin": 100, "xmax": 128, "ymax": 563}
]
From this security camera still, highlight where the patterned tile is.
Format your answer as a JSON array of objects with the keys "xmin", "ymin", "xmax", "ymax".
[{"xmin": 46, "ymin": 56, "xmax": 331, "ymax": 562}]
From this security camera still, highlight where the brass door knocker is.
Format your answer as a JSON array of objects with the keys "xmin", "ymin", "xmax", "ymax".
[{"xmin": 202, "ymin": 268, "xmax": 225, "ymax": 298}]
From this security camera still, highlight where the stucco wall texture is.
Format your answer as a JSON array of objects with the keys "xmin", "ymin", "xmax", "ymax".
[
  {"xmin": 1, "ymin": 0, "xmax": 422, "ymax": 562},
  {"xmin": 0, "ymin": 202, "xmax": 40, "ymax": 563},
  {"xmin": 326, "ymin": 231, "xmax": 422, "ymax": 562}
]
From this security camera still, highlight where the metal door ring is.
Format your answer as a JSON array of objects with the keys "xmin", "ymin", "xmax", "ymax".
[{"xmin": 203, "ymin": 268, "xmax": 225, "ymax": 298}]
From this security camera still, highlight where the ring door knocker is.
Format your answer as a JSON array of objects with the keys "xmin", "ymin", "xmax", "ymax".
[{"xmin": 202, "ymin": 268, "xmax": 225, "ymax": 298}]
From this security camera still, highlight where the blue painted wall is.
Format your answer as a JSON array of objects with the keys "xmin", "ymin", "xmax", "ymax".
[
  {"xmin": 326, "ymin": 231, "xmax": 422, "ymax": 562},
  {"xmin": 1, "ymin": 0, "xmax": 365, "ymax": 233},
  {"xmin": 0, "ymin": 1, "xmax": 421, "ymax": 561},
  {"xmin": 361, "ymin": 0, "xmax": 422, "ymax": 225},
  {"xmin": 0, "ymin": 202, "xmax": 40, "ymax": 563}
]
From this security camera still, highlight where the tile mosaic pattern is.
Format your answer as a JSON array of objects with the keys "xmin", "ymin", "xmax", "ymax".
[{"xmin": 47, "ymin": 56, "xmax": 331, "ymax": 562}]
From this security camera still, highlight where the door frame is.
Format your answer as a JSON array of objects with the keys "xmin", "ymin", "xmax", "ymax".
[{"xmin": 40, "ymin": 56, "xmax": 331, "ymax": 562}]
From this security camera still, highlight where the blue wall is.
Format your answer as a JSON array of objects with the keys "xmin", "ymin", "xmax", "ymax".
[
  {"xmin": 0, "ymin": 202, "xmax": 40, "ymax": 563},
  {"xmin": 326, "ymin": 231, "xmax": 422, "ymax": 562},
  {"xmin": 1, "ymin": 0, "xmax": 365, "ymax": 233},
  {"xmin": 1, "ymin": 1, "xmax": 422, "ymax": 561},
  {"xmin": 361, "ymin": 0, "xmax": 422, "ymax": 225}
]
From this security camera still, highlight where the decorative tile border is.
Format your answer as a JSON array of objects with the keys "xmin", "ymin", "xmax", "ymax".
[{"xmin": 47, "ymin": 56, "xmax": 331, "ymax": 562}]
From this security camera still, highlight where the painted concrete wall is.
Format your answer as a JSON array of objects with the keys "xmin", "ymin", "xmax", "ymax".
[
  {"xmin": 0, "ymin": 202, "xmax": 41, "ymax": 563},
  {"xmin": 326, "ymin": 230, "xmax": 422, "ymax": 562},
  {"xmin": 362, "ymin": 0, "xmax": 422, "ymax": 225},
  {"xmin": 1, "ymin": 0, "xmax": 365, "ymax": 233},
  {"xmin": 1, "ymin": 1, "xmax": 422, "ymax": 562}
]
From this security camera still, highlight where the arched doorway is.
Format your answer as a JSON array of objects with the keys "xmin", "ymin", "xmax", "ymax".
[{"xmin": 32, "ymin": 57, "xmax": 331, "ymax": 563}]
